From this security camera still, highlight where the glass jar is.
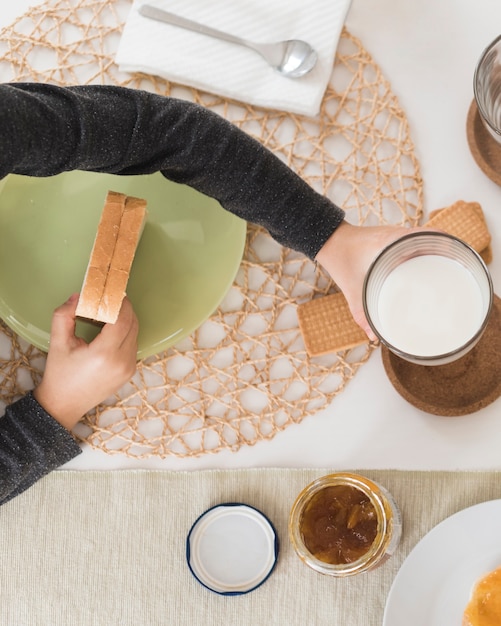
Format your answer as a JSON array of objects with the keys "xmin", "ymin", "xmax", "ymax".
[{"xmin": 289, "ymin": 472, "xmax": 402, "ymax": 577}]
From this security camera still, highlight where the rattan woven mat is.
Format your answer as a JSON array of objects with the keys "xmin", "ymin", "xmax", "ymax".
[{"xmin": 0, "ymin": 0, "xmax": 423, "ymax": 458}]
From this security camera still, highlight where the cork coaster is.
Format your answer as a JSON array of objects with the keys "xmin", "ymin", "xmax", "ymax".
[
  {"xmin": 466, "ymin": 99, "xmax": 501, "ymax": 187},
  {"xmin": 381, "ymin": 295, "xmax": 501, "ymax": 416},
  {"xmin": 297, "ymin": 292, "xmax": 368, "ymax": 355},
  {"xmin": 298, "ymin": 200, "xmax": 492, "ymax": 356}
]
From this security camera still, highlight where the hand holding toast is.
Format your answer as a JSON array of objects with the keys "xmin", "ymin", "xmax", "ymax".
[{"xmin": 33, "ymin": 293, "xmax": 139, "ymax": 430}]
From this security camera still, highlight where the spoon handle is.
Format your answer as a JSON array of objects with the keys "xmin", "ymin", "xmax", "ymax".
[{"xmin": 139, "ymin": 5, "xmax": 252, "ymax": 50}]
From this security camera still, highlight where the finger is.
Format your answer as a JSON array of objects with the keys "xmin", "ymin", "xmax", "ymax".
[
  {"xmin": 49, "ymin": 293, "xmax": 80, "ymax": 346},
  {"xmin": 111, "ymin": 298, "xmax": 139, "ymax": 354},
  {"xmin": 95, "ymin": 297, "xmax": 138, "ymax": 348},
  {"xmin": 360, "ymin": 319, "xmax": 378, "ymax": 343},
  {"xmin": 118, "ymin": 313, "xmax": 139, "ymax": 355},
  {"xmin": 349, "ymin": 306, "xmax": 377, "ymax": 342},
  {"xmin": 117, "ymin": 310, "xmax": 139, "ymax": 357}
]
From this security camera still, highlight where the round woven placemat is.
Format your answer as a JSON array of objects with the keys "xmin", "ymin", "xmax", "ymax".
[{"xmin": 0, "ymin": 0, "xmax": 423, "ymax": 458}]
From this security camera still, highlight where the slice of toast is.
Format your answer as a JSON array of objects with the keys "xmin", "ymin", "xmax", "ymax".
[{"xmin": 76, "ymin": 190, "xmax": 147, "ymax": 324}]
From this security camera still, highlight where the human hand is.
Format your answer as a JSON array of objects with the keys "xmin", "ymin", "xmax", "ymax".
[
  {"xmin": 33, "ymin": 293, "xmax": 139, "ymax": 430},
  {"xmin": 315, "ymin": 221, "xmax": 434, "ymax": 340}
]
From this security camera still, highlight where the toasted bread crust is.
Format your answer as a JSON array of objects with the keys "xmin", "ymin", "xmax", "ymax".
[{"xmin": 76, "ymin": 190, "xmax": 147, "ymax": 323}]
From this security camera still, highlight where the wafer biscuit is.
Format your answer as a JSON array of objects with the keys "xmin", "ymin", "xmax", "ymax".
[
  {"xmin": 426, "ymin": 200, "xmax": 491, "ymax": 254},
  {"xmin": 298, "ymin": 200, "xmax": 492, "ymax": 356},
  {"xmin": 297, "ymin": 292, "xmax": 368, "ymax": 355}
]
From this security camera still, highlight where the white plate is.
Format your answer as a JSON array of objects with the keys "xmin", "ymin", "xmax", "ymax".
[{"xmin": 383, "ymin": 499, "xmax": 501, "ymax": 625}]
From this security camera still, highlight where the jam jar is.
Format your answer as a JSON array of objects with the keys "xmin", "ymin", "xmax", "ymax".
[{"xmin": 289, "ymin": 473, "xmax": 402, "ymax": 576}]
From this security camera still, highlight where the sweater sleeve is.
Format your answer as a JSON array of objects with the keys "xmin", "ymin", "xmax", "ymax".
[
  {"xmin": 0, "ymin": 393, "xmax": 81, "ymax": 505},
  {"xmin": 0, "ymin": 82, "xmax": 344, "ymax": 259}
]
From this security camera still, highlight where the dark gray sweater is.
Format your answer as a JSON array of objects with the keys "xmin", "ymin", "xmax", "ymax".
[{"xmin": 0, "ymin": 82, "xmax": 345, "ymax": 504}]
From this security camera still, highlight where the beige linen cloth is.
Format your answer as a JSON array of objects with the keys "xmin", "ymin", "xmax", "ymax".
[{"xmin": 0, "ymin": 468, "xmax": 500, "ymax": 626}]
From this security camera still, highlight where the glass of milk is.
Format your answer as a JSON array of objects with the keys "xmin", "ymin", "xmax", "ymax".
[{"xmin": 363, "ymin": 232, "xmax": 493, "ymax": 366}]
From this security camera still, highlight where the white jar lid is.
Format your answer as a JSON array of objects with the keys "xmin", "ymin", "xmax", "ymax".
[{"xmin": 186, "ymin": 503, "xmax": 279, "ymax": 595}]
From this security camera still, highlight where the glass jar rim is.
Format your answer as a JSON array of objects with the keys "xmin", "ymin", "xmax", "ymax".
[
  {"xmin": 289, "ymin": 473, "xmax": 392, "ymax": 576},
  {"xmin": 473, "ymin": 33, "xmax": 501, "ymax": 137}
]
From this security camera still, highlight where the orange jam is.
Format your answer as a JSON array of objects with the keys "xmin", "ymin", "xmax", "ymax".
[
  {"xmin": 299, "ymin": 484, "xmax": 378, "ymax": 565},
  {"xmin": 463, "ymin": 566, "xmax": 501, "ymax": 626}
]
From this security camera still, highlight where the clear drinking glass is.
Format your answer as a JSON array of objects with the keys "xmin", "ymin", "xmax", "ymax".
[
  {"xmin": 474, "ymin": 34, "xmax": 501, "ymax": 143},
  {"xmin": 363, "ymin": 232, "xmax": 493, "ymax": 366}
]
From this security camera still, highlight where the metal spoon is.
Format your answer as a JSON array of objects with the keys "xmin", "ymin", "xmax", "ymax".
[{"xmin": 139, "ymin": 4, "xmax": 318, "ymax": 78}]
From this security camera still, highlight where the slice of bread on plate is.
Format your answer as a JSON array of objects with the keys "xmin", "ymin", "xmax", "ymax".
[{"xmin": 76, "ymin": 190, "xmax": 147, "ymax": 324}]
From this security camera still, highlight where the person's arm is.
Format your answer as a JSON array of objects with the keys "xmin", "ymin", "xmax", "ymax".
[
  {"xmin": 0, "ymin": 392, "xmax": 82, "ymax": 506},
  {"xmin": 0, "ymin": 82, "xmax": 430, "ymax": 334},
  {"xmin": 0, "ymin": 82, "xmax": 344, "ymax": 260},
  {"xmin": 0, "ymin": 294, "xmax": 138, "ymax": 505}
]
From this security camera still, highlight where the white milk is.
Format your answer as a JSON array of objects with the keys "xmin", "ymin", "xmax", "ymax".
[{"xmin": 377, "ymin": 255, "xmax": 484, "ymax": 356}]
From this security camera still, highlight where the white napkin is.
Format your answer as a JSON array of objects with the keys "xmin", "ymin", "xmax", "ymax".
[{"xmin": 116, "ymin": 0, "xmax": 352, "ymax": 117}]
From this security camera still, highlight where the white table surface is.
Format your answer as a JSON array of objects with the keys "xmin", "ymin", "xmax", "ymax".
[{"xmin": 2, "ymin": 0, "xmax": 501, "ymax": 472}]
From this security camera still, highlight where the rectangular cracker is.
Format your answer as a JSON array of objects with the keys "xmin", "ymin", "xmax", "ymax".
[
  {"xmin": 426, "ymin": 200, "xmax": 491, "ymax": 253},
  {"xmin": 297, "ymin": 292, "xmax": 368, "ymax": 356}
]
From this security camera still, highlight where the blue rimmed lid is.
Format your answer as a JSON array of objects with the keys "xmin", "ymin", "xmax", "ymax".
[{"xmin": 186, "ymin": 503, "xmax": 279, "ymax": 595}]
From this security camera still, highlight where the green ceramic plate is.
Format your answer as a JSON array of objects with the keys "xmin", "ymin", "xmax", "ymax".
[{"xmin": 0, "ymin": 171, "xmax": 246, "ymax": 359}]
